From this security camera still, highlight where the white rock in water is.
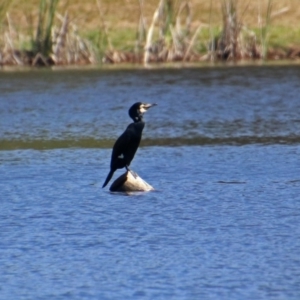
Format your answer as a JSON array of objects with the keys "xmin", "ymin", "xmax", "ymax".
[{"xmin": 109, "ymin": 170, "xmax": 154, "ymax": 192}]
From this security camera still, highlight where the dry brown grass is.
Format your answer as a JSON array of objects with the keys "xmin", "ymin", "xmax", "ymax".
[{"xmin": 7, "ymin": 0, "xmax": 300, "ymax": 32}]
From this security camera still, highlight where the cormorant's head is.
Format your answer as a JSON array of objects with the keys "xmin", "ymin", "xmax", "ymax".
[{"xmin": 129, "ymin": 102, "xmax": 157, "ymax": 122}]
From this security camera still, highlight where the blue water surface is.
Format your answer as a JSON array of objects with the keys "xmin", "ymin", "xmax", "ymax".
[
  {"xmin": 1, "ymin": 145, "xmax": 300, "ymax": 299},
  {"xmin": 1, "ymin": 65, "xmax": 300, "ymax": 299}
]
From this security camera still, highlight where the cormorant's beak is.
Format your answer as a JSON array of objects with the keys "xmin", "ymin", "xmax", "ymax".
[
  {"xmin": 139, "ymin": 103, "xmax": 157, "ymax": 114},
  {"xmin": 143, "ymin": 103, "xmax": 157, "ymax": 110}
]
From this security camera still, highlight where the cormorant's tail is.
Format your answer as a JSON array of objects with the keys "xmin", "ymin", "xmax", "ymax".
[{"xmin": 102, "ymin": 169, "xmax": 115, "ymax": 188}]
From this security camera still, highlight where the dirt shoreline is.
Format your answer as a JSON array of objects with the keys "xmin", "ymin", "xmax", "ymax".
[{"xmin": 1, "ymin": 46, "xmax": 300, "ymax": 68}]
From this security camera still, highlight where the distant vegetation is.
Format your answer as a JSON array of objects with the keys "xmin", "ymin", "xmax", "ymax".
[{"xmin": 0, "ymin": 0, "xmax": 300, "ymax": 67}]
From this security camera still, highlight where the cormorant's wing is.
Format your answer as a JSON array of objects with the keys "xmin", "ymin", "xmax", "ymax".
[
  {"xmin": 111, "ymin": 127, "xmax": 132, "ymax": 167},
  {"xmin": 110, "ymin": 122, "xmax": 143, "ymax": 169}
]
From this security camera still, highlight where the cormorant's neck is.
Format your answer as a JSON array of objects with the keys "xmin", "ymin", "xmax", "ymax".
[{"xmin": 133, "ymin": 115, "xmax": 144, "ymax": 123}]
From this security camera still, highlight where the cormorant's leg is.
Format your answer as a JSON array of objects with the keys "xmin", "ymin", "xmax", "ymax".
[{"xmin": 125, "ymin": 165, "xmax": 137, "ymax": 178}]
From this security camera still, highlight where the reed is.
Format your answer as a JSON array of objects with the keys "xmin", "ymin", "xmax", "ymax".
[
  {"xmin": 208, "ymin": 0, "xmax": 215, "ymax": 61},
  {"xmin": 50, "ymin": 12, "xmax": 97, "ymax": 65},
  {"xmin": 143, "ymin": 0, "xmax": 194, "ymax": 64},
  {"xmin": 260, "ymin": 0, "xmax": 273, "ymax": 59},
  {"xmin": 215, "ymin": 0, "xmax": 243, "ymax": 60},
  {"xmin": 0, "ymin": 0, "xmax": 13, "ymax": 50},
  {"xmin": 33, "ymin": 0, "xmax": 59, "ymax": 56},
  {"xmin": 136, "ymin": 0, "xmax": 146, "ymax": 57},
  {"xmin": 0, "ymin": 0, "xmax": 13, "ymax": 26},
  {"xmin": 208, "ymin": 0, "xmax": 261, "ymax": 61},
  {"xmin": 1, "ymin": 0, "xmax": 300, "ymax": 66},
  {"xmin": 0, "ymin": 0, "xmax": 96, "ymax": 66}
]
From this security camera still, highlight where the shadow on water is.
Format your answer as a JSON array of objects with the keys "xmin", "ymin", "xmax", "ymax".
[{"xmin": 1, "ymin": 136, "xmax": 300, "ymax": 150}]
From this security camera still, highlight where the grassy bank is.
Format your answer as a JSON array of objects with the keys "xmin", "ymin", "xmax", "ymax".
[{"xmin": 1, "ymin": 0, "xmax": 300, "ymax": 66}]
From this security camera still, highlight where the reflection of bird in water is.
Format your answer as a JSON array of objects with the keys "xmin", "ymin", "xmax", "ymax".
[{"xmin": 102, "ymin": 102, "xmax": 157, "ymax": 188}]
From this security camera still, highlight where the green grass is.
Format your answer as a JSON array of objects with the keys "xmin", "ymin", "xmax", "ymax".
[
  {"xmin": 84, "ymin": 28, "xmax": 138, "ymax": 52},
  {"xmin": 268, "ymin": 26, "xmax": 300, "ymax": 48},
  {"xmin": 194, "ymin": 27, "xmax": 221, "ymax": 54},
  {"xmin": 90, "ymin": 24, "xmax": 237, "ymax": 57},
  {"xmin": 250, "ymin": 25, "xmax": 300, "ymax": 49}
]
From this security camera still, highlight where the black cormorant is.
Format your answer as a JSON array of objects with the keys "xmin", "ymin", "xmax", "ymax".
[{"xmin": 102, "ymin": 102, "xmax": 156, "ymax": 188}]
